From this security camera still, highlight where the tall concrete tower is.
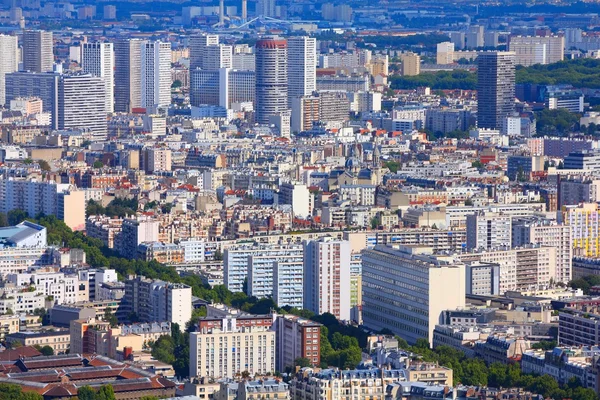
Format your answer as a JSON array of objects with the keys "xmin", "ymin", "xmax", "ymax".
[
  {"xmin": 82, "ymin": 42, "xmax": 114, "ymax": 113},
  {"xmin": 23, "ymin": 30, "xmax": 53, "ymax": 72},
  {"xmin": 255, "ymin": 36, "xmax": 288, "ymax": 124},
  {"xmin": 477, "ymin": 51, "xmax": 516, "ymax": 130}
]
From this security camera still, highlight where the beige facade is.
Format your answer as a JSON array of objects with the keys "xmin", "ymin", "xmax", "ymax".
[
  {"xmin": 401, "ymin": 53, "xmax": 420, "ymax": 76},
  {"xmin": 190, "ymin": 324, "xmax": 275, "ymax": 379}
]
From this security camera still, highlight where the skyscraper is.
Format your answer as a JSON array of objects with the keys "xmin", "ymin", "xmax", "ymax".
[
  {"xmin": 23, "ymin": 30, "xmax": 54, "ymax": 73},
  {"xmin": 255, "ymin": 37, "xmax": 288, "ymax": 124},
  {"xmin": 58, "ymin": 74, "xmax": 107, "ymax": 140},
  {"xmin": 303, "ymin": 237, "xmax": 351, "ymax": 321},
  {"xmin": 256, "ymin": 0, "xmax": 276, "ymax": 17},
  {"xmin": 287, "ymin": 36, "xmax": 316, "ymax": 104},
  {"xmin": 141, "ymin": 41, "xmax": 171, "ymax": 109},
  {"xmin": 82, "ymin": 42, "xmax": 114, "ymax": 113},
  {"xmin": 0, "ymin": 35, "xmax": 18, "ymax": 105},
  {"xmin": 189, "ymin": 34, "xmax": 219, "ymax": 70},
  {"xmin": 114, "ymin": 39, "xmax": 144, "ymax": 112},
  {"xmin": 477, "ymin": 51, "xmax": 515, "ymax": 130}
]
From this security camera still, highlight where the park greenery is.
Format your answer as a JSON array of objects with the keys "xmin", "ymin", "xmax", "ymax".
[
  {"xmin": 86, "ymin": 198, "xmax": 139, "ymax": 218},
  {"xmin": 0, "ymin": 383, "xmax": 43, "ymax": 400},
  {"xmin": 390, "ymin": 58, "xmax": 600, "ymax": 91},
  {"xmin": 569, "ymin": 275, "xmax": 600, "ymax": 295}
]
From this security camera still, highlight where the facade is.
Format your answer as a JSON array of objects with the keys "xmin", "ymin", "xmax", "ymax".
[
  {"xmin": 23, "ymin": 30, "xmax": 53, "ymax": 73},
  {"xmin": 456, "ymin": 246, "xmax": 556, "ymax": 293},
  {"xmin": 508, "ymin": 36, "xmax": 565, "ymax": 66},
  {"xmin": 7, "ymin": 270, "xmax": 88, "ymax": 305},
  {"xmin": 0, "ymin": 35, "xmax": 18, "ymax": 105},
  {"xmin": 190, "ymin": 68, "xmax": 255, "ymax": 108},
  {"xmin": 512, "ymin": 217, "xmax": 572, "ymax": 283},
  {"xmin": 116, "ymin": 217, "xmax": 159, "ymax": 257},
  {"xmin": 274, "ymin": 314, "xmax": 321, "ymax": 371},
  {"xmin": 291, "ymin": 95, "xmax": 320, "ymax": 133},
  {"xmin": 141, "ymin": 41, "xmax": 171, "ymax": 108},
  {"xmin": 564, "ymin": 150, "xmax": 600, "ymax": 170},
  {"xmin": 401, "ymin": 53, "xmax": 420, "ymax": 76},
  {"xmin": 279, "ymin": 182, "xmax": 311, "ymax": 218},
  {"xmin": 189, "ymin": 34, "xmax": 219, "ymax": 70},
  {"xmin": 0, "ymin": 178, "xmax": 85, "ymax": 231},
  {"xmin": 122, "ymin": 276, "xmax": 192, "ymax": 328},
  {"xmin": 255, "ymin": 37, "xmax": 288, "ymax": 124},
  {"xmin": 564, "ymin": 203, "xmax": 600, "ymax": 258},
  {"xmin": 287, "ymin": 36, "xmax": 317, "ymax": 103},
  {"xmin": 362, "ymin": 245, "xmax": 466, "ymax": 345},
  {"xmin": 466, "ymin": 211, "xmax": 512, "ymax": 250},
  {"xmin": 247, "ymin": 244, "xmax": 303, "ymax": 307},
  {"xmin": 303, "ymin": 238, "xmax": 351, "ymax": 321},
  {"xmin": 114, "ymin": 38, "xmax": 144, "ymax": 112},
  {"xmin": 436, "ymin": 42, "xmax": 455, "ymax": 65},
  {"xmin": 82, "ymin": 42, "xmax": 114, "ymax": 114},
  {"xmin": 58, "ymin": 74, "xmax": 108, "ymax": 140},
  {"xmin": 189, "ymin": 316, "xmax": 275, "ymax": 378},
  {"xmin": 477, "ymin": 51, "xmax": 516, "ymax": 130},
  {"xmin": 5, "ymin": 72, "xmax": 59, "ymax": 119},
  {"xmin": 5, "ymin": 330, "xmax": 70, "ymax": 354}
]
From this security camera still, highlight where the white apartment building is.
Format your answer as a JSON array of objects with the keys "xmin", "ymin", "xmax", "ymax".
[
  {"xmin": 204, "ymin": 44, "xmax": 233, "ymax": 70},
  {"xmin": 457, "ymin": 245, "xmax": 556, "ymax": 293},
  {"xmin": 58, "ymin": 74, "xmax": 108, "ymax": 140},
  {"xmin": 287, "ymin": 36, "xmax": 317, "ymax": 103},
  {"xmin": 247, "ymin": 244, "xmax": 304, "ymax": 308},
  {"xmin": 278, "ymin": 182, "xmax": 311, "ymax": 218},
  {"xmin": 512, "ymin": 217, "xmax": 572, "ymax": 284},
  {"xmin": 303, "ymin": 238, "xmax": 351, "ymax": 321},
  {"xmin": 508, "ymin": 36, "xmax": 564, "ymax": 66},
  {"xmin": 141, "ymin": 41, "xmax": 171, "ymax": 108},
  {"xmin": 0, "ymin": 288, "xmax": 45, "ymax": 314},
  {"xmin": 436, "ymin": 42, "xmax": 455, "ymax": 65},
  {"xmin": 466, "ymin": 211, "xmax": 512, "ymax": 250},
  {"xmin": 116, "ymin": 216, "xmax": 159, "ymax": 258},
  {"xmin": 0, "ymin": 35, "xmax": 18, "ymax": 105},
  {"xmin": 0, "ymin": 247, "xmax": 52, "ymax": 278},
  {"xmin": 145, "ymin": 147, "xmax": 172, "ymax": 173},
  {"xmin": 0, "ymin": 178, "xmax": 86, "ymax": 231},
  {"xmin": 190, "ymin": 317, "xmax": 275, "ymax": 378},
  {"xmin": 564, "ymin": 203, "xmax": 600, "ymax": 257},
  {"xmin": 123, "ymin": 276, "xmax": 192, "ymax": 328},
  {"xmin": 362, "ymin": 245, "xmax": 466, "ymax": 345},
  {"xmin": 6, "ymin": 270, "xmax": 89, "ymax": 304},
  {"xmin": 180, "ymin": 239, "xmax": 221, "ymax": 263},
  {"xmin": 82, "ymin": 42, "xmax": 114, "ymax": 113}
]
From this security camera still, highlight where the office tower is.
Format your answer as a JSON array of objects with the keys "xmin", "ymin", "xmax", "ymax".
[
  {"xmin": 255, "ymin": 37, "xmax": 288, "ymax": 124},
  {"xmin": 58, "ymin": 74, "xmax": 107, "ymax": 139},
  {"xmin": 5, "ymin": 71, "xmax": 59, "ymax": 125},
  {"xmin": 189, "ymin": 34, "xmax": 219, "ymax": 70},
  {"xmin": 204, "ymin": 44, "xmax": 233, "ymax": 70},
  {"xmin": 190, "ymin": 315, "xmax": 275, "ymax": 378},
  {"xmin": 466, "ymin": 25, "xmax": 484, "ymax": 48},
  {"xmin": 0, "ymin": 35, "xmax": 18, "ymax": 105},
  {"xmin": 288, "ymin": 36, "xmax": 316, "ymax": 104},
  {"xmin": 82, "ymin": 42, "xmax": 114, "ymax": 113},
  {"xmin": 436, "ymin": 42, "xmax": 454, "ymax": 65},
  {"xmin": 362, "ymin": 245, "xmax": 466, "ymax": 345},
  {"xmin": 114, "ymin": 39, "xmax": 144, "ymax": 112},
  {"xmin": 141, "ymin": 41, "xmax": 171, "ymax": 109},
  {"xmin": 123, "ymin": 276, "xmax": 192, "ymax": 328},
  {"xmin": 256, "ymin": 0, "xmax": 275, "ymax": 17},
  {"xmin": 274, "ymin": 314, "xmax": 321, "ymax": 371},
  {"xmin": 477, "ymin": 51, "xmax": 515, "ymax": 130},
  {"xmin": 466, "ymin": 211, "xmax": 512, "ymax": 251},
  {"xmin": 400, "ymin": 52, "xmax": 420, "ymax": 76},
  {"xmin": 303, "ymin": 237, "xmax": 351, "ymax": 321},
  {"xmin": 190, "ymin": 68, "xmax": 255, "ymax": 108},
  {"xmin": 23, "ymin": 30, "xmax": 53, "ymax": 73},
  {"xmin": 508, "ymin": 36, "xmax": 565, "ymax": 66}
]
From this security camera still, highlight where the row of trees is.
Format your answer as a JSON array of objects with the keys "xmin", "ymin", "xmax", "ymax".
[{"xmin": 86, "ymin": 198, "xmax": 139, "ymax": 219}]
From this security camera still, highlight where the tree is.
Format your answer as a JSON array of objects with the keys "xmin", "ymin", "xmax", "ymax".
[
  {"xmin": 294, "ymin": 357, "xmax": 312, "ymax": 368},
  {"xmin": 0, "ymin": 383, "xmax": 44, "ymax": 400},
  {"xmin": 213, "ymin": 249, "xmax": 223, "ymax": 261},
  {"xmin": 7, "ymin": 209, "xmax": 28, "ymax": 226},
  {"xmin": 370, "ymin": 217, "xmax": 380, "ymax": 230},
  {"xmin": 171, "ymin": 80, "xmax": 182, "ymax": 89},
  {"xmin": 37, "ymin": 160, "xmax": 51, "ymax": 171},
  {"xmin": 77, "ymin": 386, "xmax": 97, "ymax": 400},
  {"xmin": 0, "ymin": 213, "xmax": 7, "ymax": 227},
  {"xmin": 95, "ymin": 384, "xmax": 116, "ymax": 400},
  {"xmin": 93, "ymin": 160, "xmax": 104, "ymax": 169},
  {"xmin": 151, "ymin": 335, "xmax": 176, "ymax": 365},
  {"xmin": 38, "ymin": 345, "xmax": 54, "ymax": 356},
  {"xmin": 103, "ymin": 308, "xmax": 119, "ymax": 327}
]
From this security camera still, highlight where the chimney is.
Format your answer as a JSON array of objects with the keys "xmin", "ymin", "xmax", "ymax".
[{"xmin": 123, "ymin": 346, "xmax": 133, "ymax": 360}]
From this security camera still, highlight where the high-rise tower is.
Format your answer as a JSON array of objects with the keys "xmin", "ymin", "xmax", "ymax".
[
  {"xmin": 477, "ymin": 51, "xmax": 515, "ymax": 130},
  {"xmin": 255, "ymin": 36, "xmax": 288, "ymax": 124}
]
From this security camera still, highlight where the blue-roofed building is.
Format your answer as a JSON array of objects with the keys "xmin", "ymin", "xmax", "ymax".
[{"xmin": 0, "ymin": 221, "xmax": 46, "ymax": 248}]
